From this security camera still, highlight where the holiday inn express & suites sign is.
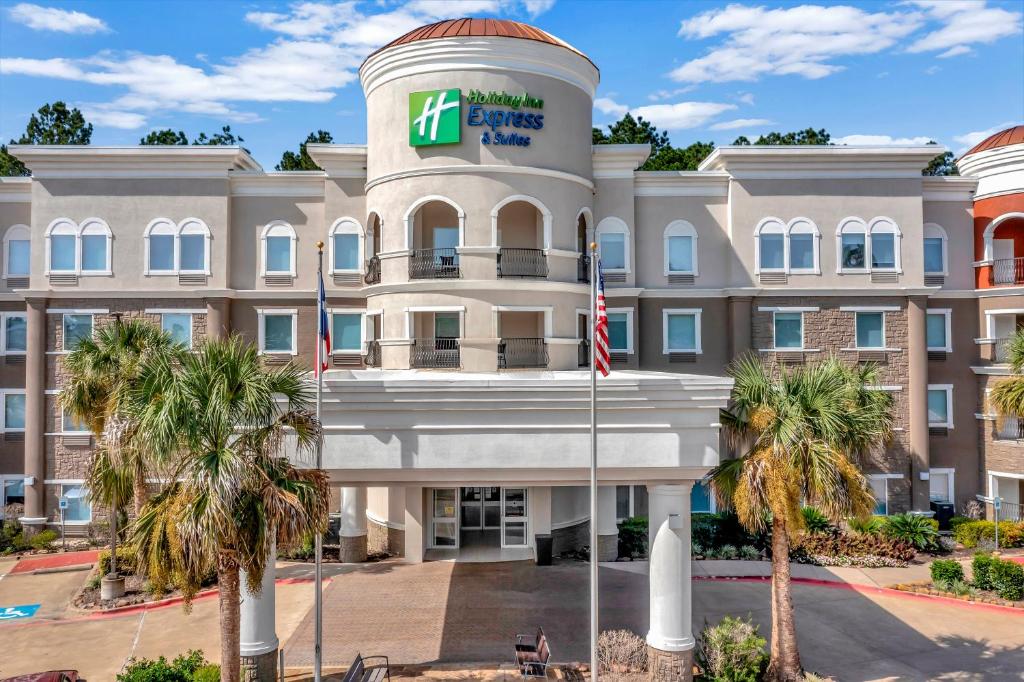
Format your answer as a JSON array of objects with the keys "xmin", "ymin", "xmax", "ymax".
[{"xmin": 409, "ymin": 88, "xmax": 545, "ymax": 149}]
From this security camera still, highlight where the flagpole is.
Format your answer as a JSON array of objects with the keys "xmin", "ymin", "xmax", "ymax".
[
  {"xmin": 589, "ymin": 242, "xmax": 599, "ymax": 682},
  {"xmin": 314, "ymin": 241, "xmax": 324, "ymax": 682}
]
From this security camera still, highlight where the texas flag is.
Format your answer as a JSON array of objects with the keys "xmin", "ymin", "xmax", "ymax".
[{"xmin": 315, "ymin": 270, "xmax": 330, "ymax": 377}]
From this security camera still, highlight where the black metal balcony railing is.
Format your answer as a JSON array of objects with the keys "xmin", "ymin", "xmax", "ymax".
[
  {"xmin": 577, "ymin": 254, "xmax": 591, "ymax": 283},
  {"xmin": 363, "ymin": 339, "xmax": 381, "ymax": 367},
  {"xmin": 409, "ymin": 248, "xmax": 460, "ymax": 279},
  {"xmin": 578, "ymin": 338, "xmax": 590, "ymax": 367},
  {"xmin": 411, "ymin": 337, "xmax": 460, "ymax": 368},
  {"xmin": 990, "ymin": 257, "xmax": 1024, "ymax": 286},
  {"xmin": 497, "ymin": 248, "xmax": 548, "ymax": 278},
  {"xmin": 364, "ymin": 255, "xmax": 381, "ymax": 285},
  {"xmin": 498, "ymin": 337, "xmax": 548, "ymax": 369}
]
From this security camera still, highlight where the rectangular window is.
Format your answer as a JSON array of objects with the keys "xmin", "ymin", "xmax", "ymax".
[
  {"xmin": 855, "ymin": 312, "xmax": 885, "ymax": 349},
  {"xmin": 62, "ymin": 407, "xmax": 90, "ymax": 433},
  {"xmin": 789, "ymin": 233, "xmax": 815, "ymax": 270},
  {"xmin": 608, "ymin": 312, "xmax": 629, "ymax": 351},
  {"xmin": 81, "ymin": 234, "xmax": 107, "ymax": 272},
  {"xmin": 616, "ymin": 485, "xmax": 630, "ymax": 519},
  {"xmin": 179, "ymin": 235, "xmax": 205, "ymax": 272},
  {"xmin": 62, "ymin": 314, "xmax": 93, "ymax": 350},
  {"xmin": 61, "ymin": 484, "xmax": 91, "ymax": 523},
  {"xmin": 759, "ymin": 233, "xmax": 785, "ymax": 270},
  {"xmin": 333, "ymin": 234, "xmax": 360, "ymax": 271},
  {"xmin": 691, "ymin": 482, "xmax": 713, "ymax": 513},
  {"xmin": 332, "ymin": 313, "xmax": 362, "ymax": 352},
  {"xmin": 632, "ymin": 485, "xmax": 648, "ymax": 517},
  {"xmin": 5, "ymin": 314, "xmax": 26, "ymax": 353},
  {"xmin": 665, "ymin": 312, "xmax": 698, "ymax": 352},
  {"xmin": 262, "ymin": 313, "xmax": 294, "ymax": 353},
  {"xmin": 50, "ymin": 235, "xmax": 76, "ymax": 271},
  {"xmin": 149, "ymin": 235, "xmax": 174, "ymax": 272},
  {"xmin": 929, "ymin": 470, "xmax": 953, "ymax": 503},
  {"xmin": 923, "ymin": 238, "xmax": 944, "ymax": 274},
  {"xmin": 161, "ymin": 313, "xmax": 193, "ymax": 348},
  {"xmin": 926, "ymin": 312, "xmax": 950, "ymax": 351},
  {"xmin": 4, "ymin": 393, "xmax": 25, "ymax": 431},
  {"xmin": 600, "ymin": 233, "xmax": 626, "ymax": 270},
  {"xmin": 774, "ymin": 312, "xmax": 803, "ymax": 349},
  {"xmin": 667, "ymin": 236, "xmax": 693, "ymax": 273},
  {"xmin": 841, "ymin": 233, "xmax": 866, "ymax": 269},
  {"xmin": 871, "ymin": 233, "xmax": 896, "ymax": 269},
  {"xmin": 927, "ymin": 387, "xmax": 951, "ymax": 427},
  {"xmin": 433, "ymin": 313, "xmax": 460, "ymax": 339},
  {"xmin": 8, "ymin": 240, "xmax": 30, "ymax": 276},
  {"xmin": 265, "ymin": 236, "xmax": 292, "ymax": 273},
  {"xmin": 868, "ymin": 477, "xmax": 889, "ymax": 515},
  {"xmin": 3, "ymin": 478, "xmax": 25, "ymax": 506}
]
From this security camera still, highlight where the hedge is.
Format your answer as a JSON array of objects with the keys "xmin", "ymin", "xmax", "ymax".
[
  {"xmin": 953, "ymin": 521, "xmax": 1024, "ymax": 548},
  {"xmin": 930, "ymin": 559, "xmax": 964, "ymax": 584},
  {"xmin": 98, "ymin": 547, "xmax": 138, "ymax": 576},
  {"xmin": 972, "ymin": 553, "xmax": 995, "ymax": 591},
  {"xmin": 991, "ymin": 558, "xmax": 1024, "ymax": 601}
]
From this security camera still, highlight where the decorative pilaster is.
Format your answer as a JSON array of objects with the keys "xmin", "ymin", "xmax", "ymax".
[
  {"xmin": 647, "ymin": 483, "xmax": 694, "ymax": 682},
  {"xmin": 20, "ymin": 297, "xmax": 47, "ymax": 531},
  {"xmin": 206, "ymin": 297, "xmax": 231, "ymax": 339},
  {"xmin": 907, "ymin": 296, "xmax": 931, "ymax": 511}
]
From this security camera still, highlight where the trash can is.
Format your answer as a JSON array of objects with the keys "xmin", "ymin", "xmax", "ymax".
[
  {"xmin": 535, "ymin": 533, "xmax": 553, "ymax": 566},
  {"xmin": 930, "ymin": 501, "xmax": 955, "ymax": 531}
]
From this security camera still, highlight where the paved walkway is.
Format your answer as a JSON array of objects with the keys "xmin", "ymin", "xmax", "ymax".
[{"xmin": 8, "ymin": 550, "xmax": 99, "ymax": 575}]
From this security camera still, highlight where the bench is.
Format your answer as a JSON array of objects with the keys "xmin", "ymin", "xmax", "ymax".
[
  {"xmin": 341, "ymin": 653, "xmax": 390, "ymax": 682},
  {"xmin": 514, "ymin": 627, "xmax": 551, "ymax": 678}
]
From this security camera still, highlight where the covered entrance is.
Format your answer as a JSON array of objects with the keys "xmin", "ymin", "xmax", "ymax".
[{"xmin": 427, "ymin": 486, "xmax": 532, "ymax": 561}]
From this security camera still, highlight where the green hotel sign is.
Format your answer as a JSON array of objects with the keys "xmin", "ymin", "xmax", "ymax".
[{"xmin": 409, "ymin": 88, "xmax": 461, "ymax": 147}]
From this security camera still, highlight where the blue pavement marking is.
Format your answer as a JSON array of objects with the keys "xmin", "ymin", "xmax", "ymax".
[{"xmin": 0, "ymin": 604, "xmax": 41, "ymax": 620}]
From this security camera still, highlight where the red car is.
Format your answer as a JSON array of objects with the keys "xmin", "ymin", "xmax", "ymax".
[{"xmin": 1, "ymin": 673, "xmax": 79, "ymax": 682}]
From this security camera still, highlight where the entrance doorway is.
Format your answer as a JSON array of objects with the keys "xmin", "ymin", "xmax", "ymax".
[{"xmin": 429, "ymin": 486, "xmax": 531, "ymax": 552}]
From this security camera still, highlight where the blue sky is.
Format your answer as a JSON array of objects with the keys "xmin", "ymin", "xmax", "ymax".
[{"xmin": 1, "ymin": 0, "xmax": 1021, "ymax": 169}]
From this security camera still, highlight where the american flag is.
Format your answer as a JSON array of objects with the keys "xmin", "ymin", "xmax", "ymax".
[
  {"xmin": 315, "ymin": 269, "xmax": 330, "ymax": 377},
  {"xmin": 594, "ymin": 259, "xmax": 610, "ymax": 377}
]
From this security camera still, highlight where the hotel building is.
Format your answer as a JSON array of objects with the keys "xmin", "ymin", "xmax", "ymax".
[{"xmin": 1, "ymin": 18, "xmax": 1023, "ymax": 678}]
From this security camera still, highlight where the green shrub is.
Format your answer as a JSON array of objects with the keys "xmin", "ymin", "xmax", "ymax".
[
  {"xmin": 279, "ymin": 532, "xmax": 315, "ymax": 561},
  {"xmin": 98, "ymin": 547, "xmax": 138, "ymax": 576},
  {"xmin": 696, "ymin": 616, "xmax": 768, "ymax": 682},
  {"xmin": 801, "ymin": 507, "xmax": 832, "ymax": 534},
  {"xmin": 617, "ymin": 516, "xmax": 648, "ymax": 559},
  {"xmin": 692, "ymin": 543, "xmax": 705, "ymax": 557},
  {"xmin": 948, "ymin": 579, "xmax": 974, "ymax": 597},
  {"xmin": 972, "ymin": 553, "xmax": 995, "ymax": 591},
  {"xmin": 847, "ymin": 516, "xmax": 884, "ymax": 535},
  {"xmin": 991, "ymin": 558, "xmax": 1024, "ymax": 601},
  {"xmin": 192, "ymin": 665, "xmax": 220, "ymax": 682},
  {"xmin": 796, "ymin": 529, "xmax": 915, "ymax": 563},
  {"xmin": 925, "ymin": 518, "xmax": 940, "ymax": 532},
  {"xmin": 28, "ymin": 529, "xmax": 58, "ymax": 549},
  {"xmin": 883, "ymin": 513, "xmax": 939, "ymax": 551},
  {"xmin": 954, "ymin": 521, "xmax": 1024, "ymax": 548},
  {"xmin": 117, "ymin": 650, "xmax": 209, "ymax": 681},
  {"xmin": 717, "ymin": 544, "xmax": 738, "ymax": 560},
  {"xmin": 738, "ymin": 545, "xmax": 760, "ymax": 561},
  {"xmin": 930, "ymin": 559, "xmax": 964, "ymax": 584},
  {"xmin": 948, "ymin": 516, "xmax": 972, "ymax": 532}
]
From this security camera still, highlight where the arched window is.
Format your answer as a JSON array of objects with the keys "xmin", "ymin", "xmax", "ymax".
[
  {"xmin": 145, "ymin": 218, "xmax": 211, "ymax": 275},
  {"xmin": 178, "ymin": 218, "xmax": 211, "ymax": 274},
  {"xmin": 869, "ymin": 217, "xmax": 901, "ymax": 272},
  {"xmin": 663, "ymin": 220, "xmax": 698, "ymax": 276},
  {"xmin": 261, "ymin": 221, "xmax": 296, "ymax": 276},
  {"xmin": 787, "ymin": 218, "xmax": 820, "ymax": 273},
  {"xmin": 923, "ymin": 223, "xmax": 948, "ymax": 275},
  {"xmin": 329, "ymin": 218, "xmax": 363, "ymax": 273},
  {"xmin": 754, "ymin": 217, "xmax": 786, "ymax": 273},
  {"xmin": 596, "ymin": 217, "xmax": 630, "ymax": 272},
  {"xmin": 79, "ymin": 218, "xmax": 112, "ymax": 273},
  {"xmin": 836, "ymin": 217, "xmax": 868, "ymax": 272},
  {"xmin": 3, "ymin": 224, "xmax": 31, "ymax": 279},
  {"xmin": 46, "ymin": 218, "xmax": 78, "ymax": 273},
  {"xmin": 46, "ymin": 217, "xmax": 112, "ymax": 275},
  {"xmin": 145, "ymin": 218, "xmax": 176, "ymax": 273}
]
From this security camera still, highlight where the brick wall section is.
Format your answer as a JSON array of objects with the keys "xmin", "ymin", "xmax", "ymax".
[
  {"xmin": 752, "ymin": 296, "xmax": 914, "ymax": 512},
  {"xmin": 977, "ymin": 375, "xmax": 1024, "ymax": 478}
]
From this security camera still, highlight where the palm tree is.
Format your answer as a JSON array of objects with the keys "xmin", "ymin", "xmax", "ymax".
[
  {"xmin": 60, "ymin": 316, "xmax": 181, "ymax": 580},
  {"xmin": 131, "ymin": 335, "xmax": 329, "ymax": 682},
  {"xmin": 989, "ymin": 328, "xmax": 1024, "ymax": 419},
  {"xmin": 708, "ymin": 355, "xmax": 893, "ymax": 682}
]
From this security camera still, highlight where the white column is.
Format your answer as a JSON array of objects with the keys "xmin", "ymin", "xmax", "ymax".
[
  {"xmin": 404, "ymin": 485, "xmax": 424, "ymax": 563},
  {"xmin": 340, "ymin": 486, "xmax": 368, "ymax": 563},
  {"xmin": 240, "ymin": 542, "xmax": 278, "ymax": 667},
  {"xmin": 596, "ymin": 485, "xmax": 619, "ymax": 561},
  {"xmin": 646, "ymin": 484, "xmax": 694, "ymax": 654},
  {"xmin": 531, "ymin": 486, "xmax": 552, "ymax": 536}
]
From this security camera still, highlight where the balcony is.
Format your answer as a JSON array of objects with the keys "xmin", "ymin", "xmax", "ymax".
[
  {"xmin": 577, "ymin": 254, "xmax": 590, "ymax": 283},
  {"xmin": 364, "ymin": 255, "xmax": 381, "ymax": 285},
  {"xmin": 498, "ymin": 337, "xmax": 548, "ymax": 369},
  {"xmin": 411, "ymin": 337, "xmax": 460, "ymax": 369},
  {"xmin": 409, "ymin": 248, "xmax": 460, "ymax": 280},
  {"xmin": 497, "ymin": 248, "xmax": 548, "ymax": 278},
  {"xmin": 996, "ymin": 415, "xmax": 1024, "ymax": 440},
  {"xmin": 990, "ymin": 257, "xmax": 1024, "ymax": 286},
  {"xmin": 578, "ymin": 338, "xmax": 590, "ymax": 367},
  {"xmin": 363, "ymin": 339, "xmax": 381, "ymax": 368}
]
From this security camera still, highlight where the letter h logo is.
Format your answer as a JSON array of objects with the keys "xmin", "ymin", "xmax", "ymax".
[{"xmin": 409, "ymin": 89, "xmax": 461, "ymax": 146}]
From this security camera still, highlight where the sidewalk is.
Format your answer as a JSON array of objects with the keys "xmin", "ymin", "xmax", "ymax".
[{"xmin": 9, "ymin": 550, "xmax": 99, "ymax": 575}]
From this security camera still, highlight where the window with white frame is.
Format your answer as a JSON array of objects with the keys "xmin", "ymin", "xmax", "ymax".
[
  {"xmin": 161, "ymin": 313, "xmax": 193, "ymax": 348},
  {"xmin": 787, "ymin": 218, "xmax": 819, "ymax": 273},
  {"xmin": 330, "ymin": 219, "xmax": 362, "ymax": 273},
  {"xmin": 837, "ymin": 218, "xmax": 867, "ymax": 271},
  {"xmin": 663, "ymin": 220, "xmax": 697, "ymax": 275},
  {"xmin": 2, "ymin": 313, "xmax": 26, "ymax": 355},
  {"xmin": 606, "ymin": 309, "xmax": 633, "ymax": 353},
  {"xmin": 258, "ymin": 309, "xmax": 296, "ymax": 354},
  {"xmin": 870, "ymin": 219, "xmax": 899, "ymax": 270},
  {"xmin": 923, "ymin": 223, "xmax": 948, "ymax": 275},
  {"xmin": 2, "ymin": 390, "xmax": 25, "ymax": 432},
  {"xmin": 755, "ymin": 218, "xmax": 786, "ymax": 272},
  {"xmin": 80, "ymin": 218, "xmax": 111, "ymax": 273},
  {"xmin": 691, "ymin": 482, "xmax": 716, "ymax": 513},
  {"xmin": 46, "ymin": 218, "xmax": 112, "ymax": 275},
  {"xmin": 662, "ymin": 309, "xmax": 701, "ymax": 353},
  {"xmin": 929, "ymin": 468, "xmax": 955, "ymax": 503},
  {"xmin": 331, "ymin": 311, "xmax": 363, "ymax": 354},
  {"xmin": 867, "ymin": 475, "xmax": 898, "ymax": 515},
  {"xmin": 615, "ymin": 485, "xmax": 649, "ymax": 521},
  {"xmin": 596, "ymin": 217, "xmax": 629, "ymax": 272},
  {"xmin": 3, "ymin": 224, "xmax": 30, "ymax": 278},
  {"xmin": 926, "ymin": 310, "xmax": 952, "ymax": 352},
  {"xmin": 773, "ymin": 311, "xmax": 804, "ymax": 349},
  {"xmin": 2, "ymin": 476, "xmax": 24, "ymax": 507},
  {"xmin": 261, "ymin": 221, "xmax": 297, "ymax": 276},
  {"xmin": 145, "ymin": 218, "xmax": 211, "ymax": 275},
  {"xmin": 62, "ymin": 314, "xmax": 93, "ymax": 351},
  {"xmin": 62, "ymin": 407, "xmax": 90, "ymax": 433},
  {"xmin": 927, "ymin": 385, "xmax": 953, "ymax": 428},
  {"xmin": 59, "ymin": 483, "xmax": 91, "ymax": 523},
  {"xmin": 855, "ymin": 311, "xmax": 885, "ymax": 349}
]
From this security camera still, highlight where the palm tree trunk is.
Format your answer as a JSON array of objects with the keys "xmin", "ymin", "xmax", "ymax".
[
  {"xmin": 108, "ymin": 505, "xmax": 118, "ymax": 577},
  {"xmin": 133, "ymin": 469, "xmax": 148, "ymax": 518},
  {"xmin": 766, "ymin": 515, "xmax": 802, "ymax": 682},
  {"xmin": 218, "ymin": 556, "xmax": 242, "ymax": 682}
]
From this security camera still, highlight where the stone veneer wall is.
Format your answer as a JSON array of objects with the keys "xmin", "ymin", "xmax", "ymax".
[
  {"xmin": 752, "ymin": 296, "xmax": 914, "ymax": 512},
  {"xmin": 977, "ymin": 375, "xmax": 1024, "ymax": 478},
  {"xmin": 553, "ymin": 519, "xmax": 588, "ymax": 555},
  {"xmin": 367, "ymin": 518, "xmax": 404, "ymax": 558}
]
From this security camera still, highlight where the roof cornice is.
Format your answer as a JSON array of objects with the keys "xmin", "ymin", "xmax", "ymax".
[
  {"xmin": 0, "ymin": 176, "xmax": 31, "ymax": 203},
  {"xmin": 305, "ymin": 144, "xmax": 368, "ymax": 179},
  {"xmin": 230, "ymin": 171, "xmax": 326, "ymax": 198},
  {"xmin": 592, "ymin": 144, "xmax": 651, "ymax": 179},
  {"xmin": 633, "ymin": 171, "xmax": 730, "ymax": 197},
  {"xmin": 699, "ymin": 145, "xmax": 945, "ymax": 178},
  {"xmin": 8, "ymin": 145, "xmax": 262, "ymax": 178},
  {"xmin": 921, "ymin": 175, "xmax": 978, "ymax": 202}
]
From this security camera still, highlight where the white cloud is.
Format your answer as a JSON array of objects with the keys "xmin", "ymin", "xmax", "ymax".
[
  {"xmin": 593, "ymin": 97, "xmax": 628, "ymax": 117},
  {"xmin": 937, "ymin": 45, "xmax": 972, "ymax": 58},
  {"xmin": 630, "ymin": 101, "xmax": 736, "ymax": 130},
  {"xmin": 709, "ymin": 117, "xmax": 772, "ymax": 131},
  {"xmin": 906, "ymin": 0, "xmax": 1022, "ymax": 56},
  {"xmin": 81, "ymin": 108, "xmax": 148, "ymax": 129},
  {"xmin": 7, "ymin": 2, "xmax": 109, "ymax": 34},
  {"xmin": 833, "ymin": 134, "xmax": 933, "ymax": 146},
  {"xmin": 925, "ymin": 65, "xmax": 941, "ymax": 75},
  {"xmin": 522, "ymin": 0, "xmax": 557, "ymax": 18},
  {"xmin": 671, "ymin": 4, "xmax": 923, "ymax": 83},
  {"xmin": 736, "ymin": 92, "xmax": 755, "ymax": 106},
  {"xmin": 953, "ymin": 121, "xmax": 1017, "ymax": 152}
]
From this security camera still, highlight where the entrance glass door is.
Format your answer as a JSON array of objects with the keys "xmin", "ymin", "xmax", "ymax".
[
  {"xmin": 460, "ymin": 487, "xmax": 501, "ymax": 529},
  {"xmin": 431, "ymin": 488, "xmax": 458, "ymax": 548},
  {"xmin": 501, "ymin": 487, "xmax": 529, "ymax": 547}
]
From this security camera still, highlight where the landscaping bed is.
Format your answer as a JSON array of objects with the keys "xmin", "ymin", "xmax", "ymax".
[
  {"xmin": 72, "ymin": 548, "xmax": 216, "ymax": 611},
  {"xmin": 889, "ymin": 554, "xmax": 1024, "ymax": 609}
]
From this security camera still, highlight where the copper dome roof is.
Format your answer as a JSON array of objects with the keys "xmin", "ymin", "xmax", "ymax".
[
  {"xmin": 365, "ymin": 18, "xmax": 594, "ymax": 67},
  {"xmin": 964, "ymin": 124, "xmax": 1024, "ymax": 157}
]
